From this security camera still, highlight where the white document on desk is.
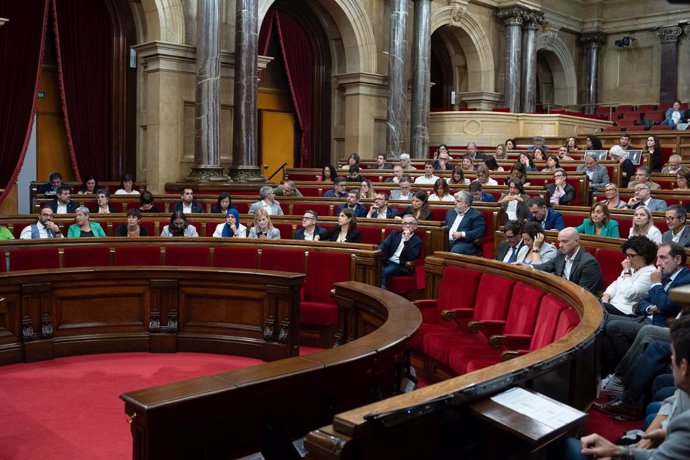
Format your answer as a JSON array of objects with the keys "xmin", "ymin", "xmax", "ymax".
[{"xmin": 490, "ymin": 387, "xmax": 584, "ymax": 430}]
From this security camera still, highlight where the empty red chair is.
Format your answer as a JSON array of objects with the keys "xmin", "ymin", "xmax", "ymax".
[
  {"xmin": 301, "ymin": 251, "xmax": 350, "ymax": 326},
  {"xmin": 259, "ymin": 248, "xmax": 305, "ymax": 272},
  {"xmin": 358, "ymin": 226, "xmax": 384, "ymax": 245},
  {"xmin": 554, "ymin": 309, "xmax": 580, "ymax": 340},
  {"xmin": 114, "ymin": 246, "xmax": 161, "ymax": 266},
  {"xmin": 212, "ymin": 247, "xmax": 257, "ymax": 269},
  {"xmin": 9, "ymin": 248, "xmax": 60, "ymax": 271},
  {"xmin": 595, "ymin": 248, "xmax": 624, "ymax": 289},
  {"xmin": 271, "ymin": 223, "xmax": 293, "ymax": 239},
  {"xmin": 63, "ymin": 245, "xmax": 111, "ymax": 268},
  {"xmin": 637, "ymin": 104, "xmax": 657, "ymax": 113},
  {"xmin": 615, "ymin": 104, "xmax": 634, "ymax": 114},
  {"xmin": 164, "ymin": 246, "xmax": 210, "ymax": 267}
]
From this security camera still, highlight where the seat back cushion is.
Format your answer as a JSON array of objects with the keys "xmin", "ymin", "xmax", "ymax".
[
  {"xmin": 596, "ymin": 248, "xmax": 623, "ymax": 288},
  {"xmin": 213, "ymin": 246, "xmax": 257, "ymax": 269},
  {"xmin": 529, "ymin": 295, "xmax": 568, "ymax": 351},
  {"xmin": 259, "ymin": 248, "xmax": 305, "ymax": 272},
  {"xmin": 9, "ymin": 248, "xmax": 60, "ymax": 271},
  {"xmin": 472, "ymin": 274, "xmax": 515, "ymax": 322},
  {"xmin": 437, "ymin": 266, "xmax": 482, "ymax": 312},
  {"xmin": 63, "ymin": 245, "xmax": 111, "ymax": 268},
  {"xmin": 554, "ymin": 309, "xmax": 580, "ymax": 341},
  {"xmin": 503, "ymin": 283, "xmax": 543, "ymax": 336},
  {"xmin": 304, "ymin": 251, "xmax": 351, "ymax": 303},
  {"xmin": 114, "ymin": 246, "xmax": 161, "ymax": 266},
  {"xmin": 164, "ymin": 246, "xmax": 210, "ymax": 267}
]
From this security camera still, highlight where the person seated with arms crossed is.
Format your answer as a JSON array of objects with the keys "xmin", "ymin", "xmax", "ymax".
[
  {"xmin": 115, "ymin": 208, "xmax": 149, "ymax": 237},
  {"xmin": 513, "ymin": 221, "xmax": 557, "ymax": 266},
  {"xmin": 320, "ymin": 208, "xmax": 362, "ymax": 243},
  {"xmin": 414, "ymin": 161, "xmax": 440, "ymax": 185},
  {"xmin": 67, "ymin": 207, "xmax": 106, "ymax": 238},
  {"xmin": 172, "ymin": 188, "xmax": 204, "ymax": 214},
  {"xmin": 38, "ymin": 171, "xmax": 63, "ymax": 195},
  {"xmin": 396, "ymin": 191, "xmax": 433, "ymax": 221},
  {"xmin": 160, "ymin": 210, "xmax": 199, "ymax": 237},
  {"xmin": 20, "ymin": 207, "xmax": 64, "ymax": 239},
  {"xmin": 273, "ymin": 180, "xmax": 302, "ymax": 197},
  {"xmin": 628, "ymin": 166, "xmax": 661, "ymax": 190},
  {"xmin": 498, "ymin": 179, "xmax": 530, "ymax": 222},
  {"xmin": 445, "ymin": 191, "xmax": 485, "ymax": 255},
  {"xmin": 323, "ymin": 176, "xmax": 349, "ymax": 198},
  {"xmin": 662, "ymin": 205, "xmax": 690, "ymax": 247},
  {"xmin": 495, "ymin": 220, "xmax": 524, "ymax": 263},
  {"xmin": 575, "ymin": 202, "xmax": 620, "ymax": 237},
  {"xmin": 390, "ymin": 175, "xmax": 414, "ymax": 200},
  {"xmin": 138, "ymin": 190, "xmax": 161, "ymax": 213},
  {"xmin": 626, "ymin": 183, "xmax": 667, "ymax": 212},
  {"xmin": 527, "ymin": 196, "xmax": 565, "ymax": 231},
  {"xmin": 248, "ymin": 209, "xmax": 280, "ymax": 239},
  {"xmin": 532, "ymin": 227, "xmax": 604, "ymax": 294},
  {"xmin": 212, "ymin": 208, "xmax": 246, "ymax": 238},
  {"xmin": 114, "ymin": 174, "xmax": 139, "ymax": 195},
  {"xmin": 379, "ymin": 215, "xmax": 422, "ymax": 289},
  {"xmin": 248, "ymin": 185, "xmax": 284, "ymax": 215},
  {"xmin": 366, "ymin": 192, "xmax": 396, "ymax": 219},
  {"xmin": 336, "ymin": 189, "xmax": 367, "ymax": 218},
  {"xmin": 49, "ymin": 184, "xmax": 79, "ymax": 214},
  {"xmin": 91, "ymin": 189, "xmax": 117, "ymax": 214},
  {"xmin": 294, "ymin": 210, "xmax": 326, "ymax": 240}
]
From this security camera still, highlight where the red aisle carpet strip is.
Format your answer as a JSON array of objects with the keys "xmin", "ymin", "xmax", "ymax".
[{"xmin": 0, "ymin": 350, "xmax": 318, "ymax": 460}]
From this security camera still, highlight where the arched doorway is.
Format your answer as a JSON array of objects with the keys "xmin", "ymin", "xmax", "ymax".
[{"xmin": 430, "ymin": 33, "xmax": 452, "ymax": 111}]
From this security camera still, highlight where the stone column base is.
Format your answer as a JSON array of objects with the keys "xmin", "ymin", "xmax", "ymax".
[
  {"xmin": 227, "ymin": 165, "xmax": 267, "ymax": 183},
  {"xmin": 185, "ymin": 166, "xmax": 232, "ymax": 182}
]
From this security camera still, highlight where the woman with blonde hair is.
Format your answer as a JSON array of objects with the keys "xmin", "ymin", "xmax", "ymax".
[
  {"xmin": 248, "ymin": 208, "xmax": 281, "ymax": 239},
  {"xmin": 599, "ymin": 183, "xmax": 627, "ymax": 209},
  {"xmin": 629, "ymin": 207, "xmax": 662, "ymax": 244},
  {"xmin": 360, "ymin": 178, "xmax": 376, "ymax": 199}
]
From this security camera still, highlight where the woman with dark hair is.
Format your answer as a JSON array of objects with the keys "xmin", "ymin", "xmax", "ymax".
[
  {"xmin": 318, "ymin": 164, "xmax": 337, "ymax": 182},
  {"xmin": 213, "ymin": 208, "xmax": 247, "ymax": 238},
  {"xmin": 566, "ymin": 136, "xmax": 579, "ymax": 152},
  {"xmin": 484, "ymin": 156, "xmax": 504, "ymax": 172},
  {"xmin": 575, "ymin": 202, "xmax": 620, "ymax": 237},
  {"xmin": 508, "ymin": 162, "xmax": 530, "ymax": 187},
  {"xmin": 91, "ymin": 189, "xmax": 117, "ymax": 214},
  {"xmin": 138, "ymin": 190, "xmax": 161, "ymax": 213},
  {"xmin": 504, "ymin": 138, "xmax": 517, "ymax": 151},
  {"xmin": 541, "ymin": 155, "xmax": 561, "ymax": 173},
  {"xmin": 341, "ymin": 153, "xmax": 360, "ymax": 170},
  {"xmin": 447, "ymin": 165, "xmax": 470, "ymax": 185},
  {"xmin": 600, "ymin": 236, "xmax": 658, "ymax": 316},
  {"xmin": 321, "ymin": 208, "xmax": 362, "ymax": 242},
  {"xmin": 160, "ymin": 210, "xmax": 199, "ymax": 237},
  {"xmin": 78, "ymin": 175, "xmax": 98, "ymax": 194},
  {"xmin": 515, "ymin": 221, "xmax": 557, "ymax": 265},
  {"xmin": 498, "ymin": 179, "xmax": 530, "ymax": 221},
  {"xmin": 398, "ymin": 191, "xmax": 433, "ymax": 221},
  {"xmin": 476, "ymin": 164, "xmax": 498, "ymax": 185},
  {"xmin": 585, "ymin": 135, "xmax": 603, "ymax": 150},
  {"xmin": 115, "ymin": 173, "xmax": 139, "ymax": 195},
  {"xmin": 429, "ymin": 178, "xmax": 454, "ymax": 202},
  {"xmin": 532, "ymin": 147, "xmax": 545, "ymax": 161},
  {"xmin": 115, "ymin": 208, "xmax": 149, "ymax": 237},
  {"xmin": 645, "ymin": 135, "xmax": 663, "ymax": 172},
  {"xmin": 211, "ymin": 192, "xmax": 233, "ymax": 213},
  {"xmin": 519, "ymin": 152, "xmax": 537, "ymax": 171}
]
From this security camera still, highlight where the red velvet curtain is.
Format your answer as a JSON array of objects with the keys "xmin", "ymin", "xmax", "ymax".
[
  {"xmin": 52, "ymin": 0, "xmax": 113, "ymax": 181},
  {"xmin": 258, "ymin": 10, "xmax": 276, "ymax": 56},
  {"xmin": 0, "ymin": 0, "xmax": 49, "ymax": 204}
]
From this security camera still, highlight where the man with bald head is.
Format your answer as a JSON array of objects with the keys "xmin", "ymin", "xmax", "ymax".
[{"xmin": 532, "ymin": 227, "xmax": 604, "ymax": 293}]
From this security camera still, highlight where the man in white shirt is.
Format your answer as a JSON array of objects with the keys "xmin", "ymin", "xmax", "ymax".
[
  {"xmin": 414, "ymin": 161, "xmax": 440, "ymax": 185},
  {"xmin": 379, "ymin": 215, "xmax": 422, "ymax": 288},
  {"xmin": 20, "ymin": 207, "xmax": 64, "ymax": 239}
]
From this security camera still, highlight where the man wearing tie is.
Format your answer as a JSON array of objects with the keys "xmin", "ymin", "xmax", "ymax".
[
  {"xmin": 445, "ymin": 191, "xmax": 485, "ymax": 255},
  {"xmin": 635, "ymin": 242, "xmax": 690, "ymax": 326},
  {"xmin": 495, "ymin": 221, "xmax": 524, "ymax": 263}
]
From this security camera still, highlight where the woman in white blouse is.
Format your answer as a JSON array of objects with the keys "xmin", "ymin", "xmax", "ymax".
[
  {"xmin": 429, "ymin": 178, "xmax": 455, "ymax": 202},
  {"xmin": 213, "ymin": 208, "xmax": 247, "ymax": 238},
  {"xmin": 601, "ymin": 236, "xmax": 658, "ymax": 316},
  {"xmin": 629, "ymin": 207, "xmax": 662, "ymax": 244}
]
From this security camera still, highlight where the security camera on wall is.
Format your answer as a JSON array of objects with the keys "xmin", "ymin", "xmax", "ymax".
[{"xmin": 614, "ymin": 36, "xmax": 635, "ymax": 49}]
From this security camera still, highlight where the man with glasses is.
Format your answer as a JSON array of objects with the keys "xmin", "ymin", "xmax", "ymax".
[
  {"xmin": 433, "ymin": 146, "xmax": 453, "ymax": 171},
  {"xmin": 496, "ymin": 221, "xmax": 524, "ymax": 263},
  {"xmin": 390, "ymin": 176, "xmax": 414, "ymax": 200},
  {"xmin": 545, "ymin": 168, "xmax": 575, "ymax": 206},
  {"xmin": 367, "ymin": 192, "xmax": 395, "ymax": 219},
  {"xmin": 662, "ymin": 205, "xmax": 690, "ymax": 247},
  {"xmin": 576, "ymin": 153, "xmax": 610, "ymax": 190},
  {"xmin": 336, "ymin": 190, "xmax": 367, "ymax": 217},
  {"xmin": 323, "ymin": 177, "xmax": 349, "ymax": 198},
  {"xmin": 294, "ymin": 211, "xmax": 326, "ymax": 240},
  {"xmin": 626, "ymin": 183, "xmax": 667, "ymax": 211},
  {"xmin": 20, "ymin": 207, "xmax": 64, "ymax": 239},
  {"xmin": 446, "ymin": 191, "xmax": 485, "ymax": 255},
  {"xmin": 379, "ymin": 215, "xmax": 422, "ymax": 288}
]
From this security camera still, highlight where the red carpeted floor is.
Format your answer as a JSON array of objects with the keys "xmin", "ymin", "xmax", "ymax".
[{"xmin": 0, "ymin": 349, "xmax": 320, "ymax": 460}]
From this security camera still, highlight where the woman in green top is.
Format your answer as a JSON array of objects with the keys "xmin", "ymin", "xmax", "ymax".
[
  {"xmin": 575, "ymin": 202, "xmax": 619, "ymax": 237},
  {"xmin": 0, "ymin": 225, "xmax": 14, "ymax": 240},
  {"xmin": 67, "ymin": 206, "xmax": 106, "ymax": 238}
]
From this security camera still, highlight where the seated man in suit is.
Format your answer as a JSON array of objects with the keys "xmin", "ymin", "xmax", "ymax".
[
  {"xmin": 172, "ymin": 187, "xmax": 204, "ymax": 214},
  {"xmin": 445, "ymin": 191, "xmax": 485, "ymax": 255},
  {"xmin": 468, "ymin": 181, "xmax": 497, "ymax": 203},
  {"xmin": 578, "ymin": 316, "xmax": 690, "ymax": 460},
  {"xmin": 20, "ymin": 206, "xmax": 64, "ymax": 239},
  {"xmin": 48, "ymin": 184, "xmax": 79, "ymax": 214},
  {"xmin": 545, "ymin": 169, "xmax": 575, "ymax": 206},
  {"xmin": 576, "ymin": 153, "xmax": 610, "ymax": 190},
  {"xmin": 372, "ymin": 154, "xmax": 392, "ymax": 170},
  {"xmin": 38, "ymin": 171, "xmax": 63, "ymax": 195},
  {"xmin": 628, "ymin": 166, "xmax": 661, "ymax": 190},
  {"xmin": 323, "ymin": 177, "xmax": 349, "ymax": 198},
  {"xmin": 379, "ymin": 215, "xmax": 423, "ymax": 288},
  {"xmin": 495, "ymin": 220, "xmax": 524, "ymax": 263},
  {"xmin": 635, "ymin": 242, "xmax": 690, "ymax": 326},
  {"xmin": 390, "ymin": 176, "xmax": 414, "ymax": 201},
  {"xmin": 527, "ymin": 196, "xmax": 564, "ymax": 231},
  {"xmin": 626, "ymin": 183, "xmax": 668, "ymax": 212},
  {"xmin": 248, "ymin": 185, "xmax": 284, "ymax": 215},
  {"xmin": 532, "ymin": 227, "xmax": 604, "ymax": 294},
  {"xmin": 367, "ymin": 192, "xmax": 395, "ymax": 219},
  {"xmin": 293, "ymin": 210, "xmax": 326, "ymax": 241},
  {"xmin": 385, "ymin": 164, "xmax": 404, "ymax": 183},
  {"xmin": 663, "ymin": 205, "xmax": 690, "ymax": 247},
  {"xmin": 336, "ymin": 190, "xmax": 367, "ymax": 218},
  {"xmin": 465, "ymin": 141, "xmax": 486, "ymax": 161}
]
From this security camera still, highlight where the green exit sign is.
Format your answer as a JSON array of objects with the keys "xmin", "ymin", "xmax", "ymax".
[{"xmin": 37, "ymin": 91, "xmax": 46, "ymax": 98}]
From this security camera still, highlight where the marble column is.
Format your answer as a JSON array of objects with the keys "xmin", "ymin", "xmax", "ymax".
[
  {"xmin": 655, "ymin": 26, "xmax": 683, "ymax": 104},
  {"xmin": 229, "ymin": 0, "xmax": 265, "ymax": 182},
  {"xmin": 520, "ymin": 12, "xmax": 543, "ymax": 114},
  {"xmin": 497, "ymin": 7, "xmax": 525, "ymax": 114},
  {"xmin": 186, "ymin": 0, "xmax": 229, "ymax": 182},
  {"xmin": 410, "ymin": 0, "xmax": 431, "ymax": 159},
  {"xmin": 579, "ymin": 32, "xmax": 606, "ymax": 114},
  {"xmin": 386, "ymin": 0, "xmax": 408, "ymax": 160}
]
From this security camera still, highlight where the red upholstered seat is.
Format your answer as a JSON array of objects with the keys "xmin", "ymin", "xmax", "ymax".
[
  {"xmin": 114, "ymin": 246, "xmax": 161, "ymax": 266},
  {"xmin": 637, "ymin": 104, "xmax": 657, "ymax": 113},
  {"xmin": 358, "ymin": 226, "xmax": 384, "ymax": 245},
  {"xmin": 272, "ymin": 223, "xmax": 293, "ymax": 240},
  {"xmin": 423, "ymin": 273, "xmax": 515, "ymax": 364},
  {"xmin": 212, "ymin": 247, "xmax": 257, "ymax": 269},
  {"xmin": 595, "ymin": 248, "xmax": 623, "ymax": 288},
  {"xmin": 9, "ymin": 221, "xmax": 32, "ymax": 238},
  {"xmin": 291, "ymin": 203, "xmax": 331, "ymax": 219},
  {"xmin": 63, "ymin": 245, "xmax": 111, "ymax": 268},
  {"xmin": 9, "ymin": 248, "xmax": 60, "ymax": 271},
  {"xmin": 259, "ymin": 248, "xmax": 305, "ymax": 272},
  {"xmin": 164, "ymin": 246, "xmax": 210, "ymax": 267},
  {"xmin": 233, "ymin": 202, "xmax": 249, "ymax": 214},
  {"xmin": 555, "ymin": 309, "xmax": 580, "ymax": 340},
  {"xmin": 301, "ymin": 251, "xmax": 351, "ymax": 325},
  {"xmin": 385, "ymin": 229, "xmax": 426, "ymax": 296}
]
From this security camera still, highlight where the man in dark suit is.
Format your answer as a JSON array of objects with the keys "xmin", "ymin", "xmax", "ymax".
[
  {"xmin": 495, "ymin": 220, "xmax": 524, "ymax": 263},
  {"xmin": 172, "ymin": 188, "xmax": 204, "ymax": 213},
  {"xmin": 379, "ymin": 215, "xmax": 423, "ymax": 288},
  {"xmin": 48, "ymin": 184, "xmax": 79, "ymax": 214},
  {"xmin": 527, "ymin": 197, "xmax": 564, "ymax": 231},
  {"xmin": 532, "ymin": 227, "xmax": 603, "ymax": 293},
  {"xmin": 293, "ymin": 210, "xmax": 326, "ymax": 241},
  {"xmin": 468, "ymin": 181, "xmax": 497, "ymax": 203},
  {"xmin": 38, "ymin": 171, "xmax": 62, "ymax": 195},
  {"xmin": 662, "ymin": 205, "xmax": 690, "ymax": 247},
  {"xmin": 367, "ymin": 192, "xmax": 396, "ymax": 219},
  {"xmin": 544, "ymin": 169, "xmax": 575, "ymax": 206},
  {"xmin": 576, "ymin": 153, "xmax": 610, "ymax": 190},
  {"xmin": 336, "ymin": 190, "xmax": 367, "ymax": 218},
  {"xmin": 445, "ymin": 191, "xmax": 485, "ymax": 255},
  {"xmin": 635, "ymin": 242, "xmax": 690, "ymax": 326},
  {"xmin": 465, "ymin": 142, "xmax": 486, "ymax": 161}
]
